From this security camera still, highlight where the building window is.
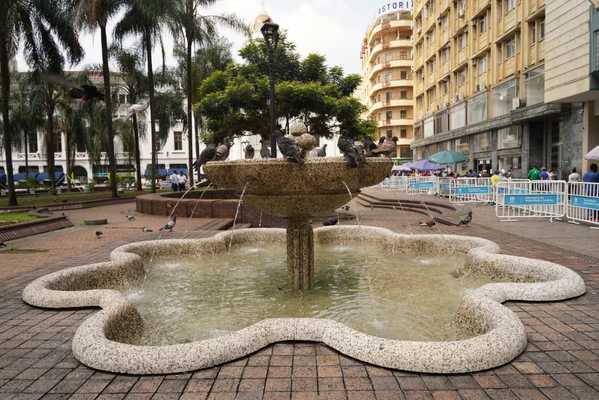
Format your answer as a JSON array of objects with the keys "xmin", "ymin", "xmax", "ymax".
[
  {"xmin": 497, "ymin": 126, "xmax": 522, "ymax": 150},
  {"xmin": 526, "ymin": 66, "xmax": 545, "ymax": 106},
  {"xmin": 505, "ymin": 37, "xmax": 516, "ymax": 59},
  {"xmin": 400, "ymin": 90, "xmax": 407, "ymax": 99},
  {"xmin": 400, "ymin": 128, "xmax": 408, "ymax": 138},
  {"xmin": 479, "ymin": 13, "xmax": 488, "ymax": 34},
  {"xmin": 477, "ymin": 56, "xmax": 487, "ymax": 75},
  {"xmin": 450, "ymin": 102, "xmax": 466, "ymax": 130},
  {"xmin": 400, "ymin": 110, "xmax": 407, "ymax": 119},
  {"xmin": 539, "ymin": 20, "xmax": 545, "ymax": 41},
  {"xmin": 529, "ymin": 23, "xmax": 536, "ymax": 45},
  {"xmin": 455, "ymin": 137, "xmax": 470, "ymax": 155},
  {"xmin": 401, "ymin": 71, "xmax": 407, "ymax": 80},
  {"xmin": 467, "ymin": 92, "xmax": 487, "ymax": 125},
  {"xmin": 386, "ymin": 129, "xmax": 393, "ymax": 137},
  {"xmin": 55, "ymin": 133, "xmax": 63, "ymax": 153},
  {"xmin": 491, "ymin": 78, "xmax": 517, "ymax": 118},
  {"xmin": 385, "ymin": 92, "xmax": 392, "ymax": 103},
  {"xmin": 386, "ymin": 111, "xmax": 393, "ymax": 120},
  {"xmin": 473, "ymin": 132, "xmax": 492, "ymax": 152},
  {"xmin": 399, "ymin": 145, "xmax": 412, "ymax": 158},
  {"xmin": 506, "ymin": 0, "xmax": 516, "ymax": 12},
  {"xmin": 174, "ymin": 131, "xmax": 183, "ymax": 151}
]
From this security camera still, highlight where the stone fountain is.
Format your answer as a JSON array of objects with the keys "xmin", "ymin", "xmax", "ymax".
[{"xmin": 204, "ymin": 156, "xmax": 392, "ymax": 289}]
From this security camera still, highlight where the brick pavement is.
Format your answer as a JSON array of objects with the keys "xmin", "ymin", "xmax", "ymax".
[{"xmin": 1, "ymin": 202, "xmax": 599, "ymax": 399}]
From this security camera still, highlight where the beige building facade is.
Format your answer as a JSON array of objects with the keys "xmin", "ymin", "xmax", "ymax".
[
  {"xmin": 410, "ymin": 0, "xmax": 592, "ymax": 178},
  {"xmin": 360, "ymin": 4, "xmax": 415, "ymax": 160}
]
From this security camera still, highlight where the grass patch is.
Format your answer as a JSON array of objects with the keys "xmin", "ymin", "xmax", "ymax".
[
  {"xmin": 0, "ymin": 190, "xmax": 146, "ymax": 208},
  {"xmin": 0, "ymin": 212, "xmax": 43, "ymax": 226}
]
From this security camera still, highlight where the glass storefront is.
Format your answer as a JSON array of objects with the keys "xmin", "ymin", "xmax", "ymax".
[
  {"xmin": 497, "ymin": 126, "xmax": 522, "ymax": 149},
  {"xmin": 491, "ymin": 79, "xmax": 517, "ymax": 118},
  {"xmin": 449, "ymin": 102, "xmax": 466, "ymax": 130},
  {"xmin": 526, "ymin": 67, "xmax": 544, "ymax": 106},
  {"xmin": 467, "ymin": 92, "xmax": 487, "ymax": 125}
]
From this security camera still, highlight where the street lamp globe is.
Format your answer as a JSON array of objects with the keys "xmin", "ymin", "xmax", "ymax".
[{"xmin": 261, "ymin": 21, "xmax": 280, "ymax": 49}]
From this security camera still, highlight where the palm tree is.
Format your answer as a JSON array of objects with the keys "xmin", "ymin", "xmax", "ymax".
[
  {"xmin": 115, "ymin": 0, "xmax": 169, "ymax": 193},
  {"xmin": 75, "ymin": 0, "xmax": 125, "ymax": 198},
  {"xmin": 112, "ymin": 46, "xmax": 147, "ymax": 191},
  {"xmin": 0, "ymin": 0, "xmax": 83, "ymax": 205},
  {"xmin": 168, "ymin": 0, "xmax": 248, "ymax": 186}
]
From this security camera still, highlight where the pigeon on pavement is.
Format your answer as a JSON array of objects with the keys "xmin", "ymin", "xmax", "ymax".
[{"xmin": 160, "ymin": 216, "xmax": 177, "ymax": 232}]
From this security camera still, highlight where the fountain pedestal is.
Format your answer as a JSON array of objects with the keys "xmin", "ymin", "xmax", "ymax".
[
  {"xmin": 204, "ymin": 157, "xmax": 393, "ymax": 290},
  {"xmin": 287, "ymin": 218, "xmax": 314, "ymax": 290}
]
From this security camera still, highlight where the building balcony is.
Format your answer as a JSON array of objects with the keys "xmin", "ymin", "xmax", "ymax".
[
  {"xmin": 497, "ymin": 8, "xmax": 521, "ymax": 37},
  {"xmin": 528, "ymin": 41, "xmax": 544, "ymax": 66},
  {"xmin": 497, "ymin": 57, "xmax": 517, "ymax": 81},
  {"xmin": 438, "ymin": 0, "xmax": 450, "ymax": 15},
  {"xmin": 368, "ymin": 40, "xmax": 413, "ymax": 64},
  {"xmin": 473, "ymin": 0, "xmax": 491, "ymax": 18},
  {"xmin": 473, "ymin": 32, "xmax": 490, "ymax": 54},
  {"xmin": 439, "ymin": 63, "xmax": 450, "ymax": 79},
  {"xmin": 527, "ymin": 0, "xmax": 545, "ymax": 16},
  {"xmin": 368, "ymin": 59, "xmax": 413, "ymax": 81},
  {"xmin": 370, "ymin": 99, "xmax": 414, "ymax": 112},
  {"xmin": 368, "ymin": 18, "xmax": 413, "ymax": 45},
  {"xmin": 454, "ymin": 50, "xmax": 467, "ymax": 67},
  {"xmin": 15, "ymin": 153, "xmax": 42, "ymax": 160},
  {"xmin": 439, "ymin": 30, "xmax": 450, "ymax": 47},
  {"xmin": 369, "ymin": 80, "xmax": 413, "ymax": 96},
  {"xmin": 376, "ymin": 119, "xmax": 414, "ymax": 128}
]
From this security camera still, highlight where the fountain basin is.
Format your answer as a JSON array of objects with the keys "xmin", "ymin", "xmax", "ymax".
[
  {"xmin": 204, "ymin": 158, "xmax": 392, "ymax": 218},
  {"xmin": 22, "ymin": 226, "xmax": 585, "ymax": 375}
]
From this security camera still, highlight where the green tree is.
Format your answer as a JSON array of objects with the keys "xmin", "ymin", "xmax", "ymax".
[
  {"xmin": 75, "ymin": 0, "xmax": 126, "ymax": 198},
  {"xmin": 196, "ymin": 37, "xmax": 374, "ymax": 145},
  {"xmin": 0, "ymin": 0, "xmax": 83, "ymax": 204},
  {"xmin": 167, "ymin": 0, "xmax": 247, "ymax": 186},
  {"xmin": 115, "ymin": 0, "xmax": 169, "ymax": 193}
]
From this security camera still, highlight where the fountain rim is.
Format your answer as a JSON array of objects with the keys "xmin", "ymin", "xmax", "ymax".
[{"xmin": 21, "ymin": 226, "xmax": 586, "ymax": 375}]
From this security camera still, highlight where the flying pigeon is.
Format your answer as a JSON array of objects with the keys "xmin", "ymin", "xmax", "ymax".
[
  {"xmin": 316, "ymin": 144, "xmax": 327, "ymax": 157},
  {"xmin": 215, "ymin": 143, "xmax": 230, "ymax": 161},
  {"xmin": 95, "ymin": 231, "xmax": 103, "ymax": 239},
  {"xmin": 274, "ymin": 131, "xmax": 305, "ymax": 165},
  {"xmin": 244, "ymin": 144, "xmax": 255, "ymax": 160},
  {"xmin": 194, "ymin": 144, "xmax": 217, "ymax": 171},
  {"xmin": 337, "ymin": 136, "xmax": 364, "ymax": 168},
  {"xmin": 323, "ymin": 217, "xmax": 338, "ymax": 226},
  {"xmin": 160, "ymin": 215, "xmax": 177, "ymax": 232},
  {"xmin": 42, "ymin": 74, "xmax": 104, "ymax": 102}
]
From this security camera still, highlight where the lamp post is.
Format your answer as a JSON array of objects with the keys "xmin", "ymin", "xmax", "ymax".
[{"xmin": 261, "ymin": 21, "xmax": 280, "ymax": 158}]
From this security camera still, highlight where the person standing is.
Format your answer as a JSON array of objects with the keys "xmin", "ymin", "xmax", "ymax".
[
  {"xmin": 583, "ymin": 164, "xmax": 599, "ymax": 183},
  {"xmin": 528, "ymin": 166, "xmax": 541, "ymax": 180},
  {"xmin": 540, "ymin": 168, "xmax": 550, "ymax": 181},
  {"xmin": 568, "ymin": 168, "xmax": 581, "ymax": 182},
  {"xmin": 178, "ymin": 171, "xmax": 187, "ymax": 192},
  {"xmin": 169, "ymin": 171, "xmax": 179, "ymax": 192}
]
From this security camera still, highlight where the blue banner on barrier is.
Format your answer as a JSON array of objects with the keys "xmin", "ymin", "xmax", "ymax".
[
  {"xmin": 409, "ymin": 182, "xmax": 435, "ymax": 190},
  {"xmin": 505, "ymin": 194, "xmax": 560, "ymax": 206},
  {"xmin": 571, "ymin": 196, "xmax": 599, "ymax": 210},
  {"xmin": 498, "ymin": 187, "xmax": 529, "ymax": 194},
  {"xmin": 439, "ymin": 183, "xmax": 450, "ymax": 191},
  {"xmin": 456, "ymin": 186, "xmax": 492, "ymax": 195}
]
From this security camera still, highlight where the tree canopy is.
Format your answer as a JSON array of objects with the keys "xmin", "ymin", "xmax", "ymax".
[{"xmin": 195, "ymin": 34, "xmax": 374, "ymax": 144}]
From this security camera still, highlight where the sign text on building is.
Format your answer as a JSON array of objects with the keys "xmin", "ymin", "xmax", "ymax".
[{"xmin": 378, "ymin": 1, "xmax": 413, "ymax": 15}]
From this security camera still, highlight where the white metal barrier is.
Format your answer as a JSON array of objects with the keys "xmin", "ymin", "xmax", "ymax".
[
  {"xmin": 379, "ymin": 176, "xmax": 408, "ymax": 191},
  {"xmin": 437, "ymin": 177, "xmax": 452, "ymax": 197},
  {"xmin": 450, "ymin": 178, "xmax": 494, "ymax": 203},
  {"xmin": 567, "ymin": 182, "xmax": 599, "ymax": 228},
  {"xmin": 496, "ymin": 180, "xmax": 567, "ymax": 221},
  {"xmin": 407, "ymin": 176, "xmax": 438, "ymax": 194}
]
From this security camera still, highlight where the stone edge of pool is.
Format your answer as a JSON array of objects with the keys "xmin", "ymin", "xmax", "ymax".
[{"xmin": 21, "ymin": 226, "xmax": 586, "ymax": 375}]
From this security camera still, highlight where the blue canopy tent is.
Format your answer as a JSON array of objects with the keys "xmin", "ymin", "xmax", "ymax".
[{"xmin": 411, "ymin": 160, "xmax": 443, "ymax": 171}]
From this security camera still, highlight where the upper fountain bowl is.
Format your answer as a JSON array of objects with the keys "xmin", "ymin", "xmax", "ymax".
[{"xmin": 204, "ymin": 157, "xmax": 392, "ymax": 218}]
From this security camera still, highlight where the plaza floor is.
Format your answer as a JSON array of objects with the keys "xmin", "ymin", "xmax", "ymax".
[{"xmin": 1, "ymin": 197, "xmax": 599, "ymax": 400}]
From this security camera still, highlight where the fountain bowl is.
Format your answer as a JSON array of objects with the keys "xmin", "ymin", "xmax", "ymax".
[{"xmin": 203, "ymin": 157, "xmax": 392, "ymax": 218}]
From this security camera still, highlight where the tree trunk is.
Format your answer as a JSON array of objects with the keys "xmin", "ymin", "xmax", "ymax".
[
  {"xmin": 65, "ymin": 125, "xmax": 72, "ymax": 192},
  {"xmin": 45, "ymin": 89, "xmax": 56, "ymax": 195},
  {"xmin": 194, "ymin": 114, "xmax": 200, "ymax": 161},
  {"xmin": 186, "ymin": 35, "xmax": 194, "ymax": 187},
  {"xmin": 100, "ymin": 24, "xmax": 118, "ymax": 198},
  {"xmin": 132, "ymin": 112, "xmax": 142, "ymax": 191},
  {"xmin": 0, "ymin": 37, "xmax": 17, "ymax": 206},
  {"xmin": 24, "ymin": 129, "xmax": 29, "ymax": 179},
  {"xmin": 145, "ymin": 31, "xmax": 158, "ymax": 193}
]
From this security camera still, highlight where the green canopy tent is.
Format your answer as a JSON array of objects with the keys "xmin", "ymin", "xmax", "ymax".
[{"xmin": 429, "ymin": 150, "xmax": 467, "ymax": 165}]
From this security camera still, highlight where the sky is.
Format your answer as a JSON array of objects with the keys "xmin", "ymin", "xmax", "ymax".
[{"xmin": 16, "ymin": 0, "xmax": 383, "ymax": 75}]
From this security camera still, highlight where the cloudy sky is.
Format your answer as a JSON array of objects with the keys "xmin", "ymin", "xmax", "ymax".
[{"xmin": 17, "ymin": 0, "xmax": 384, "ymax": 75}]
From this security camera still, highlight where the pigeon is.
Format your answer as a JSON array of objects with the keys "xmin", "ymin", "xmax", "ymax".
[
  {"xmin": 316, "ymin": 144, "xmax": 327, "ymax": 157},
  {"xmin": 215, "ymin": 143, "xmax": 230, "ymax": 161},
  {"xmin": 0, "ymin": 242, "xmax": 6, "ymax": 249},
  {"xmin": 259, "ymin": 140, "xmax": 270, "ymax": 159},
  {"xmin": 194, "ymin": 143, "xmax": 217, "ymax": 171},
  {"xmin": 244, "ymin": 144, "xmax": 255, "ymax": 160},
  {"xmin": 274, "ymin": 130, "xmax": 305, "ymax": 165},
  {"xmin": 419, "ymin": 218, "xmax": 436, "ymax": 228},
  {"xmin": 456, "ymin": 206, "xmax": 473, "ymax": 225},
  {"xmin": 142, "ymin": 227, "xmax": 153, "ymax": 233},
  {"xmin": 372, "ymin": 137, "xmax": 398, "ymax": 158},
  {"xmin": 95, "ymin": 231, "xmax": 103, "ymax": 239},
  {"xmin": 337, "ymin": 136, "xmax": 364, "ymax": 168},
  {"xmin": 363, "ymin": 137, "xmax": 378, "ymax": 156},
  {"xmin": 160, "ymin": 215, "xmax": 177, "ymax": 232},
  {"xmin": 323, "ymin": 217, "xmax": 338, "ymax": 226},
  {"xmin": 126, "ymin": 212, "xmax": 135, "ymax": 222}
]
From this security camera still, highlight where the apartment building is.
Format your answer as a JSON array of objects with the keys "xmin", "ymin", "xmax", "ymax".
[
  {"xmin": 360, "ymin": 2, "xmax": 415, "ymax": 161},
  {"xmin": 411, "ymin": 0, "xmax": 585, "ymax": 178}
]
